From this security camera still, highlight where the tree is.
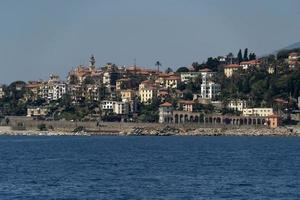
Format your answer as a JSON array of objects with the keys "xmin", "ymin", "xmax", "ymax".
[
  {"xmin": 176, "ymin": 67, "xmax": 189, "ymax": 73},
  {"xmin": 155, "ymin": 61, "xmax": 161, "ymax": 73},
  {"xmin": 206, "ymin": 57, "xmax": 220, "ymax": 71},
  {"xmin": 237, "ymin": 49, "xmax": 243, "ymax": 63},
  {"xmin": 249, "ymin": 53, "xmax": 257, "ymax": 60},
  {"xmin": 192, "ymin": 62, "xmax": 200, "ymax": 71},
  {"xmin": 165, "ymin": 67, "xmax": 173, "ymax": 74},
  {"xmin": 243, "ymin": 48, "xmax": 248, "ymax": 61}
]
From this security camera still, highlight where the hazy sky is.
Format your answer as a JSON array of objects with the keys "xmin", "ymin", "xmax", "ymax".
[{"xmin": 1, "ymin": 0, "xmax": 300, "ymax": 83}]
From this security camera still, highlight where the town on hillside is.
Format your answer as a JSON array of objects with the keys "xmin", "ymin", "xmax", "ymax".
[{"xmin": 1, "ymin": 49, "xmax": 300, "ymax": 129}]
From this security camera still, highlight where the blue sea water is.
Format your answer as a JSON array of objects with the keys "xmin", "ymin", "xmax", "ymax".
[{"xmin": 0, "ymin": 136, "xmax": 299, "ymax": 200}]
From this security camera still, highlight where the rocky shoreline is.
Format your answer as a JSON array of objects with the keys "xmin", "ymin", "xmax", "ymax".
[{"xmin": 0, "ymin": 125, "xmax": 299, "ymax": 136}]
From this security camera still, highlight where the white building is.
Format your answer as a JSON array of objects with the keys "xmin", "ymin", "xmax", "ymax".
[
  {"xmin": 198, "ymin": 68, "xmax": 220, "ymax": 99},
  {"xmin": 40, "ymin": 83, "xmax": 67, "ymax": 101},
  {"xmin": 242, "ymin": 108, "xmax": 273, "ymax": 117},
  {"xmin": 159, "ymin": 102, "xmax": 173, "ymax": 123},
  {"xmin": 0, "ymin": 85, "xmax": 5, "ymax": 99},
  {"xmin": 180, "ymin": 72, "xmax": 201, "ymax": 83},
  {"xmin": 227, "ymin": 100, "xmax": 247, "ymax": 111},
  {"xmin": 200, "ymin": 82, "xmax": 221, "ymax": 99},
  {"xmin": 101, "ymin": 100, "xmax": 129, "ymax": 115}
]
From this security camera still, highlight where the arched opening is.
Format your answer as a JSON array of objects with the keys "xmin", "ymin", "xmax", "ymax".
[
  {"xmin": 184, "ymin": 114, "xmax": 189, "ymax": 122},
  {"xmin": 174, "ymin": 114, "xmax": 179, "ymax": 124},
  {"xmin": 195, "ymin": 116, "xmax": 199, "ymax": 123},
  {"xmin": 180, "ymin": 114, "xmax": 184, "ymax": 123}
]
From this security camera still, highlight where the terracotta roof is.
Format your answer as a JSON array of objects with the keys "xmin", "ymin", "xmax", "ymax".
[
  {"xmin": 165, "ymin": 76, "xmax": 180, "ymax": 80},
  {"xmin": 160, "ymin": 102, "xmax": 173, "ymax": 107},
  {"xmin": 199, "ymin": 68, "xmax": 212, "ymax": 72},
  {"xmin": 224, "ymin": 64, "xmax": 241, "ymax": 68},
  {"xmin": 240, "ymin": 60, "xmax": 260, "ymax": 65}
]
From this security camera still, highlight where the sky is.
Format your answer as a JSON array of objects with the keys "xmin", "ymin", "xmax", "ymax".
[{"xmin": 0, "ymin": 0, "xmax": 300, "ymax": 83}]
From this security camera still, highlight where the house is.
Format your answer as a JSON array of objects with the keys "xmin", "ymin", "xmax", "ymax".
[
  {"xmin": 101, "ymin": 100, "xmax": 129, "ymax": 115},
  {"xmin": 224, "ymin": 64, "xmax": 241, "ymax": 78},
  {"xmin": 288, "ymin": 52, "xmax": 299, "ymax": 68},
  {"xmin": 120, "ymin": 89, "xmax": 137, "ymax": 113},
  {"xmin": 178, "ymin": 100, "xmax": 194, "ymax": 112},
  {"xmin": 27, "ymin": 107, "xmax": 48, "ymax": 117},
  {"xmin": 0, "ymin": 85, "xmax": 5, "ymax": 99},
  {"xmin": 25, "ymin": 81, "xmax": 43, "ymax": 100},
  {"xmin": 165, "ymin": 76, "xmax": 180, "ymax": 88},
  {"xmin": 38, "ymin": 75, "xmax": 67, "ymax": 101},
  {"xmin": 242, "ymin": 108, "xmax": 273, "ymax": 117},
  {"xmin": 180, "ymin": 72, "xmax": 201, "ymax": 83},
  {"xmin": 266, "ymin": 115, "xmax": 281, "ymax": 128},
  {"xmin": 116, "ymin": 78, "xmax": 131, "ymax": 91},
  {"xmin": 200, "ymin": 69, "xmax": 220, "ymax": 99},
  {"xmin": 139, "ymin": 80, "xmax": 158, "ymax": 103},
  {"xmin": 240, "ymin": 60, "xmax": 261, "ymax": 70},
  {"xmin": 84, "ymin": 84, "xmax": 102, "ymax": 101},
  {"xmin": 120, "ymin": 89, "xmax": 136, "ymax": 102},
  {"xmin": 159, "ymin": 102, "xmax": 173, "ymax": 123},
  {"xmin": 227, "ymin": 100, "xmax": 247, "ymax": 112},
  {"xmin": 200, "ymin": 82, "xmax": 220, "ymax": 100}
]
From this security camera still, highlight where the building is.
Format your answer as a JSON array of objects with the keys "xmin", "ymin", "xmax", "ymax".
[
  {"xmin": 139, "ymin": 86, "xmax": 158, "ymax": 103},
  {"xmin": 242, "ymin": 108, "xmax": 274, "ymax": 117},
  {"xmin": 266, "ymin": 115, "xmax": 281, "ymax": 128},
  {"xmin": 27, "ymin": 107, "xmax": 48, "ymax": 117},
  {"xmin": 224, "ymin": 64, "xmax": 241, "ymax": 78},
  {"xmin": 100, "ymin": 100, "xmax": 129, "ymax": 115},
  {"xmin": 0, "ymin": 85, "xmax": 5, "ymax": 99},
  {"xmin": 139, "ymin": 80, "xmax": 158, "ymax": 103},
  {"xmin": 180, "ymin": 72, "xmax": 201, "ymax": 83},
  {"xmin": 240, "ymin": 60, "xmax": 261, "ymax": 70},
  {"xmin": 165, "ymin": 76, "xmax": 180, "ymax": 88},
  {"xmin": 116, "ymin": 78, "xmax": 131, "ymax": 91},
  {"xmin": 159, "ymin": 102, "xmax": 173, "ymax": 123},
  {"xmin": 120, "ymin": 89, "xmax": 135, "ymax": 102},
  {"xmin": 200, "ymin": 82, "xmax": 220, "ymax": 99},
  {"xmin": 178, "ymin": 100, "xmax": 194, "ymax": 112},
  {"xmin": 288, "ymin": 52, "xmax": 299, "ymax": 68},
  {"xmin": 25, "ymin": 81, "xmax": 43, "ymax": 101},
  {"xmin": 84, "ymin": 84, "xmax": 102, "ymax": 101},
  {"xmin": 68, "ymin": 55, "xmax": 102, "ymax": 84},
  {"xmin": 227, "ymin": 100, "xmax": 247, "ymax": 112},
  {"xmin": 40, "ymin": 82, "xmax": 67, "ymax": 101}
]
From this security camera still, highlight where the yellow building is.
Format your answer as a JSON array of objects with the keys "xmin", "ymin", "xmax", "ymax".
[
  {"xmin": 120, "ymin": 89, "xmax": 135, "ymax": 101},
  {"xmin": 139, "ymin": 86, "xmax": 157, "ymax": 104},
  {"xmin": 224, "ymin": 64, "xmax": 241, "ymax": 78},
  {"xmin": 242, "ymin": 108, "xmax": 273, "ymax": 117}
]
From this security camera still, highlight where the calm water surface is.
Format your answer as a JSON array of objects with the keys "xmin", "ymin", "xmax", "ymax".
[{"xmin": 0, "ymin": 136, "xmax": 299, "ymax": 199}]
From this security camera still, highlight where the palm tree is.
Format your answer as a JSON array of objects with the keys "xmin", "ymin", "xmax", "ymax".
[{"xmin": 155, "ymin": 61, "xmax": 161, "ymax": 73}]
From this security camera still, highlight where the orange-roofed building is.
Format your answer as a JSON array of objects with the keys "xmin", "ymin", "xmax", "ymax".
[
  {"xmin": 240, "ymin": 60, "xmax": 261, "ymax": 70},
  {"xmin": 224, "ymin": 64, "xmax": 241, "ymax": 77},
  {"xmin": 159, "ymin": 102, "xmax": 173, "ymax": 123}
]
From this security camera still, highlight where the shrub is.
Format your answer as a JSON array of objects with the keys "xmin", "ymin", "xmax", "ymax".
[{"xmin": 37, "ymin": 123, "xmax": 47, "ymax": 131}]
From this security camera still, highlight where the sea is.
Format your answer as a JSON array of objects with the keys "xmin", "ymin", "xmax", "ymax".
[{"xmin": 0, "ymin": 136, "xmax": 299, "ymax": 200}]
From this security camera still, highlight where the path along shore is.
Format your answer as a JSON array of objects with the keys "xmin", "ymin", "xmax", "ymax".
[{"xmin": 0, "ymin": 125, "xmax": 299, "ymax": 136}]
